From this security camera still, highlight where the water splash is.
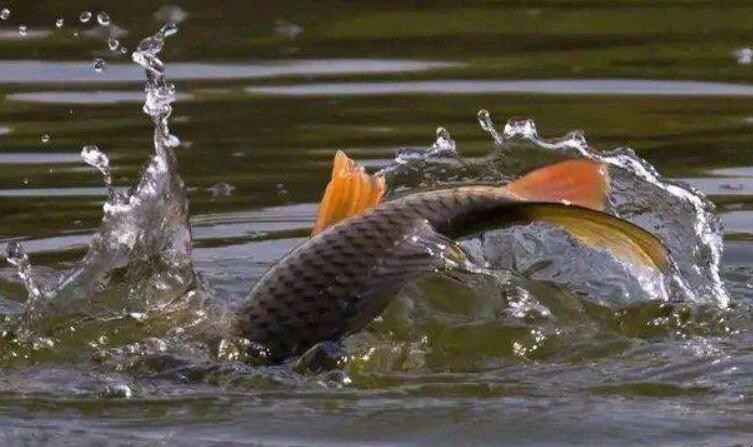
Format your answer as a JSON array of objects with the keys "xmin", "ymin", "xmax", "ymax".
[
  {"xmin": 384, "ymin": 110, "xmax": 727, "ymax": 308},
  {"xmin": 4, "ymin": 23, "xmax": 197, "ymax": 331},
  {"xmin": 0, "ymin": 8, "xmax": 9, "ymax": 21},
  {"xmin": 489, "ymin": 112, "xmax": 725, "ymax": 306}
]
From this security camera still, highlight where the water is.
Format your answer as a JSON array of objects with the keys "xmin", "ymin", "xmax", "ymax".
[{"xmin": 1, "ymin": 2, "xmax": 753, "ymax": 446}]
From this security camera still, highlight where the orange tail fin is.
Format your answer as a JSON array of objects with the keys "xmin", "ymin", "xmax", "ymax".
[
  {"xmin": 312, "ymin": 151, "xmax": 386, "ymax": 235},
  {"xmin": 502, "ymin": 160, "xmax": 609, "ymax": 211}
]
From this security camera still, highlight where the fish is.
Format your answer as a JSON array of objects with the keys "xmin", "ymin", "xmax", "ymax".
[{"xmin": 234, "ymin": 151, "xmax": 669, "ymax": 362}]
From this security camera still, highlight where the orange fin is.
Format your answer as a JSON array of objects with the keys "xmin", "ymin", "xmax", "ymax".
[
  {"xmin": 312, "ymin": 150, "xmax": 386, "ymax": 235},
  {"xmin": 502, "ymin": 160, "xmax": 609, "ymax": 211}
]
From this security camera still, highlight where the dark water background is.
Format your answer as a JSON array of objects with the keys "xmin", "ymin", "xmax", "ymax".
[{"xmin": 1, "ymin": 1, "xmax": 753, "ymax": 446}]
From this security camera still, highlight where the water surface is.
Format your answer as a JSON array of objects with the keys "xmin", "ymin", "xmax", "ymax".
[{"xmin": 2, "ymin": 2, "xmax": 753, "ymax": 446}]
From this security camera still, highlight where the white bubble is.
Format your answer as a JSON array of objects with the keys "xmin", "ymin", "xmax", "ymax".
[
  {"xmin": 55, "ymin": 17, "xmax": 64, "ymax": 28},
  {"xmin": 0, "ymin": 8, "xmax": 10, "ymax": 20},
  {"xmin": 79, "ymin": 11, "xmax": 92, "ymax": 23},
  {"xmin": 17, "ymin": 25, "xmax": 27, "ymax": 36},
  {"xmin": 41, "ymin": 134, "xmax": 50, "ymax": 144},
  {"xmin": 93, "ymin": 58, "xmax": 105, "ymax": 73},
  {"xmin": 108, "ymin": 37, "xmax": 119, "ymax": 51}
]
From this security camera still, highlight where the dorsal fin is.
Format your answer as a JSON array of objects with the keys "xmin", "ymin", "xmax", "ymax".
[
  {"xmin": 503, "ymin": 160, "xmax": 609, "ymax": 211},
  {"xmin": 312, "ymin": 150, "xmax": 385, "ymax": 235}
]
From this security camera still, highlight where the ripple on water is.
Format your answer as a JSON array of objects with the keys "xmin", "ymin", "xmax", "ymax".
[
  {"xmin": 245, "ymin": 79, "xmax": 753, "ymax": 97},
  {"xmin": 0, "ymin": 59, "xmax": 457, "ymax": 84}
]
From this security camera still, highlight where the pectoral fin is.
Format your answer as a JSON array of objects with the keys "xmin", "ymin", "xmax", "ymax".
[{"xmin": 312, "ymin": 151, "xmax": 385, "ymax": 235}]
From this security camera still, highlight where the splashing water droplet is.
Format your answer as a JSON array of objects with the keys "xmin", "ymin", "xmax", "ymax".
[
  {"xmin": 132, "ymin": 23, "xmax": 181, "ymax": 149},
  {"xmin": 0, "ymin": 8, "xmax": 10, "ymax": 20},
  {"xmin": 5, "ymin": 242, "xmax": 41, "ymax": 300},
  {"xmin": 55, "ymin": 17, "xmax": 64, "ymax": 28},
  {"xmin": 274, "ymin": 20, "xmax": 304, "ymax": 40},
  {"xmin": 40, "ymin": 134, "xmax": 50, "ymax": 144},
  {"xmin": 477, "ymin": 109, "xmax": 503, "ymax": 144},
  {"xmin": 160, "ymin": 22, "xmax": 178, "ymax": 38},
  {"xmin": 207, "ymin": 182, "xmax": 235, "ymax": 197},
  {"xmin": 79, "ymin": 11, "xmax": 92, "ymax": 23},
  {"xmin": 97, "ymin": 12, "xmax": 111, "ymax": 26},
  {"xmin": 734, "ymin": 47, "xmax": 753, "ymax": 65},
  {"xmin": 17, "ymin": 25, "xmax": 27, "ymax": 36},
  {"xmin": 81, "ymin": 145, "xmax": 114, "ymax": 199},
  {"xmin": 503, "ymin": 118, "xmax": 538, "ymax": 140},
  {"xmin": 93, "ymin": 58, "xmax": 105, "ymax": 73},
  {"xmin": 108, "ymin": 37, "xmax": 120, "ymax": 51},
  {"xmin": 429, "ymin": 126, "xmax": 457, "ymax": 157}
]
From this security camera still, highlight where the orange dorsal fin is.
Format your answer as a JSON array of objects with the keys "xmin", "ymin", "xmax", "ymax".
[
  {"xmin": 312, "ymin": 150, "xmax": 386, "ymax": 235},
  {"xmin": 503, "ymin": 160, "xmax": 609, "ymax": 211}
]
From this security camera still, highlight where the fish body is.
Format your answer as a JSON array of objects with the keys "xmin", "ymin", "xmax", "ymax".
[
  {"xmin": 235, "ymin": 154, "xmax": 668, "ymax": 362},
  {"xmin": 236, "ymin": 186, "xmax": 515, "ymax": 361}
]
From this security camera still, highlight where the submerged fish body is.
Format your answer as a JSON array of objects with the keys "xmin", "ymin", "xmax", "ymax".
[{"xmin": 235, "ymin": 154, "xmax": 669, "ymax": 362}]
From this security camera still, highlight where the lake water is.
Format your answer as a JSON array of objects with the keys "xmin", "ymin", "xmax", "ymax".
[{"xmin": 1, "ymin": 2, "xmax": 753, "ymax": 446}]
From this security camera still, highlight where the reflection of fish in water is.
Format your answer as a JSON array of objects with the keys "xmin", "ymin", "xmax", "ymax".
[{"xmin": 235, "ymin": 151, "xmax": 669, "ymax": 362}]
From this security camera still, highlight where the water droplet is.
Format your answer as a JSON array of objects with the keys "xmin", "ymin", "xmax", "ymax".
[
  {"xmin": 160, "ymin": 22, "xmax": 178, "ymax": 38},
  {"xmin": 0, "ymin": 8, "xmax": 10, "ymax": 20},
  {"xmin": 108, "ymin": 37, "xmax": 120, "ymax": 51},
  {"xmin": 55, "ymin": 17, "xmax": 64, "ymax": 28},
  {"xmin": 477, "ymin": 109, "xmax": 503, "ymax": 144},
  {"xmin": 17, "ymin": 25, "xmax": 27, "ymax": 36},
  {"xmin": 81, "ymin": 144, "xmax": 114, "ymax": 198},
  {"xmin": 40, "ymin": 134, "xmax": 50, "ymax": 144},
  {"xmin": 101, "ymin": 383, "xmax": 133, "ymax": 399},
  {"xmin": 5, "ymin": 241, "xmax": 41, "ymax": 299},
  {"xmin": 79, "ymin": 11, "xmax": 92, "ymax": 23},
  {"xmin": 206, "ymin": 182, "xmax": 235, "ymax": 197},
  {"xmin": 275, "ymin": 20, "xmax": 303, "ymax": 40},
  {"xmin": 428, "ymin": 126, "xmax": 457, "ymax": 156},
  {"xmin": 734, "ymin": 47, "xmax": 753, "ymax": 65},
  {"xmin": 503, "ymin": 119, "xmax": 538, "ymax": 139},
  {"xmin": 93, "ymin": 58, "xmax": 106, "ymax": 73},
  {"xmin": 119, "ymin": 46, "xmax": 128, "ymax": 55},
  {"xmin": 96, "ymin": 12, "xmax": 111, "ymax": 26}
]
